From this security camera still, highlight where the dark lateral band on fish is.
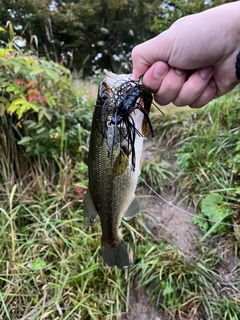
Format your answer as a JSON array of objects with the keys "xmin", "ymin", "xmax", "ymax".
[{"xmin": 83, "ymin": 69, "xmax": 163, "ymax": 269}]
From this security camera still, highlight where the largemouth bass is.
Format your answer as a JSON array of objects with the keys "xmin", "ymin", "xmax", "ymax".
[{"xmin": 83, "ymin": 69, "xmax": 153, "ymax": 269}]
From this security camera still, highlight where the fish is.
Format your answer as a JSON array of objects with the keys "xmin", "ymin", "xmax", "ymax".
[{"xmin": 83, "ymin": 69, "xmax": 153, "ymax": 269}]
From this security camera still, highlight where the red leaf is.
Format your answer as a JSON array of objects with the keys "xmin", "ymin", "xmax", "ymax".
[
  {"xmin": 28, "ymin": 89, "xmax": 41, "ymax": 97},
  {"xmin": 14, "ymin": 79, "xmax": 25, "ymax": 84},
  {"xmin": 38, "ymin": 96, "xmax": 48, "ymax": 105},
  {"xmin": 28, "ymin": 96, "xmax": 36, "ymax": 102},
  {"xmin": 14, "ymin": 79, "xmax": 26, "ymax": 88},
  {"xmin": 75, "ymin": 186, "xmax": 86, "ymax": 199},
  {"xmin": 4, "ymin": 53, "xmax": 16, "ymax": 59},
  {"xmin": 26, "ymin": 81, "xmax": 37, "ymax": 88}
]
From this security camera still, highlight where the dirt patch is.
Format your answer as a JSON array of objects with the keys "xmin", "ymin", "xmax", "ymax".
[
  {"xmin": 139, "ymin": 136, "xmax": 201, "ymax": 255},
  {"xmin": 122, "ymin": 289, "xmax": 167, "ymax": 320},
  {"xmin": 140, "ymin": 191, "xmax": 201, "ymax": 256}
]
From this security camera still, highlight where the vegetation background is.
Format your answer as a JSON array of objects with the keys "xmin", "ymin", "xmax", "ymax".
[
  {"xmin": 0, "ymin": 0, "xmax": 240, "ymax": 319},
  {"xmin": 0, "ymin": 0, "xmax": 233, "ymax": 76}
]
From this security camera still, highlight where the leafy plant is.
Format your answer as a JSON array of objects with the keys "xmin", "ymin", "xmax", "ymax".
[
  {"xmin": 193, "ymin": 193, "xmax": 233, "ymax": 235},
  {"xmin": 0, "ymin": 22, "xmax": 93, "ymax": 187}
]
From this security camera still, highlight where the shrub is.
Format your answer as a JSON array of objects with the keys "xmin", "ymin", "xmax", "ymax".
[{"xmin": 0, "ymin": 23, "xmax": 92, "ymax": 188}]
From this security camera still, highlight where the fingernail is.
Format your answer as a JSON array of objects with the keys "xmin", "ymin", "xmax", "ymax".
[
  {"xmin": 153, "ymin": 61, "xmax": 168, "ymax": 79},
  {"xmin": 200, "ymin": 66, "xmax": 213, "ymax": 79},
  {"xmin": 174, "ymin": 68, "xmax": 185, "ymax": 76},
  {"xmin": 209, "ymin": 78, "xmax": 216, "ymax": 88}
]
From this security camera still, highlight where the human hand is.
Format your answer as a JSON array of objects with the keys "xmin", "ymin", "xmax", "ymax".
[{"xmin": 131, "ymin": 2, "xmax": 240, "ymax": 108}]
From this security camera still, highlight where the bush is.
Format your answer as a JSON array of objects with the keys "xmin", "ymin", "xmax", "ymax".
[{"xmin": 0, "ymin": 23, "xmax": 92, "ymax": 187}]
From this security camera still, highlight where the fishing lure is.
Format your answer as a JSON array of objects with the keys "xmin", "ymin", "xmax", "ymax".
[{"xmin": 95, "ymin": 75, "xmax": 163, "ymax": 169}]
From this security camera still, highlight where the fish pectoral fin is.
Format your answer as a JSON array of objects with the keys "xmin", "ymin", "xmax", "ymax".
[
  {"xmin": 83, "ymin": 189, "xmax": 99, "ymax": 226},
  {"xmin": 102, "ymin": 241, "xmax": 129, "ymax": 269},
  {"xmin": 123, "ymin": 197, "xmax": 141, "ymax": 221}
]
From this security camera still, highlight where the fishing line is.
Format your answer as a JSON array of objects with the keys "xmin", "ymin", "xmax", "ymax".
[
  {"xmin": 117, "ymin": 144, "xmax": 237, "ymax": 228},
  {"xmin": 138, "ymin": 174, "xmax": 237, "ymax": 228}
]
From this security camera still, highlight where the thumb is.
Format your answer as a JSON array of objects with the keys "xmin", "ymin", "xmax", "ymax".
[{"xmin": 131, "ymin": 31, "xmax": 172, "ymax": 80}]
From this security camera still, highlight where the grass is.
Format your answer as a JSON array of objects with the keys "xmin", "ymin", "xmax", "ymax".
[
  {"xmin": 152, "ymin": 90, "xmax": 240, "ymax": 208},
  {"xmin": 140, "ymin": 159, "xmax": 175, "ymax": 193},
  {"xmin": 0, "ymin": 183, "xmax": 130, "ymax": 319},
  {"xmin": 1, "ymin": 82, "xmax": 240, "ymax": 319},
  {"xmin": 1, "ymin": 181, "xmax": 240, "ymax": 319},
  {"xmin": 134, "ymin": 238, "xmax": 240, "ymax": 319}
]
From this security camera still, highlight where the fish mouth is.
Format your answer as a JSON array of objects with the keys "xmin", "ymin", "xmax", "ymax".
[{"xmin": 103, "ymin": 69, "xmax": 131, "ymax": 87}]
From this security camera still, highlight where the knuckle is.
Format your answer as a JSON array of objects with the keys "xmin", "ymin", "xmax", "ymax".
[
  {"xmin": 154, "ymin": 94, "xmax": 170, "ymax": 106},
  {"xmin": 172, "ymin": 97, "xmax": 186, "ymax": 107},
  {"xmin": 187, "ymin": 83, "xmax": 202, "ymax": 98},
  {"xmin": 131, "ymin": 45, "xmax": 141, "ymax": 59}
]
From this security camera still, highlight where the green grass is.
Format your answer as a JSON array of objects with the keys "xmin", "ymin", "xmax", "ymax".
[
  {"xmin": 1, "ymin": 184, "xmax": 240, "ymax": 319},
  {"xmin": 140, "ymin": 159, "xmax": 175, "ymax": 192},
  {"xmin": 133, "ymin": 237, "xmax": 240, "ymax": 319},
  {"xmin": 0, "ymin": 184, "xmax": 130, "ymax": 319},
  {"xmin": 151, "ymin": 90, "xmax": 240, "ymax": 217}
]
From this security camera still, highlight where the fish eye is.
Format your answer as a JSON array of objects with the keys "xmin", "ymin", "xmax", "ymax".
[
  {"xmin": 98, "ymin": 81, "xmax": 109, "ymax": 102},
  {"xmin": 101, "ymin": 92, "xmax": 109, "ymax": 101}
]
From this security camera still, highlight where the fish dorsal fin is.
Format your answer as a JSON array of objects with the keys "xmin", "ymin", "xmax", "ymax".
[
  {"xmin": 123, "ymin": 196, "xmax": 141, "ymax": 221},
  {"xmin": 83, "ymin": 189, "xmax": 99, "ymax": 226}
]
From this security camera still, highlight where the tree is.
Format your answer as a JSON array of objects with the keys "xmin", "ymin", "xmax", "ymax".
[
  {"xmin": 0, "ymin": 0, "xmax": 161, "ymax": 76},
  {"xmin": 151, "ymin": 0, "xmax": 235, "ymax": 33},
  {"xmin": 0, "ymin": 0, "xmax": 235, "ymax": 77}
]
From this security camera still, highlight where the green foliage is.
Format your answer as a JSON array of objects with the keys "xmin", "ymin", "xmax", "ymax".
[
  {"xmin": 0, "ymin": 44, "xmax": 71, "ymax": 120},
  {"xmin": 192, "ymin": 193, "xmax": 233, "ymax": 235},
  {"xmin": 140, "ymin": 159, "xmax": 175, "ymax": 192},
  {"xmin": 172, "ymin": 93, "xmax": 240, "ymax": 200},
  {"xmin": 1, "ymin": 180, "xmax": 240, "ymax": 319},
  {"xmin": 0, "ymin": 23, "xmax": 93, "ymax": 185},
  {"xmin": 0, "ymin": 0, "xmax": 161, "ymax": 75},
  {"xmin": 130, "ymin": 236, "xmax": 240, "ymax": 319},
  {"xmin": 150, "ymin": 90, "xmax": 240, "ymax": 237},
  {"xmin": 0, "ymin": 184, "xmax": 130, "ymax": 319},
  {"xmin": 151, "ymin": 0, "xmax": 234, "ymax": 33},
  {"xmin": 0, "ymin": 0, "xmax": 231, "ymax": 76},
  {"xmin": 161, "ymin": 278, "xmax": 181, "ymax": 308},
  {"xmin": 228, "ymin": 140, "xmax": 240, "ymax": 176}
]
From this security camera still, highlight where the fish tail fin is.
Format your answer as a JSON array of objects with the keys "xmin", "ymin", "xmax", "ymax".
[{"xmin": 102, "ymin": 241, "xmax": 129, "ymax": 269}]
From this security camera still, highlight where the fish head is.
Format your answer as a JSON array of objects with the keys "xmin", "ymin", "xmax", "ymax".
[
  {"xmin": 102, "ymin": 69, "xmax": 131, "ymax": 87},
  {"xmin": 95, "ymin": 70, "xmax": 132, "ymax": 144},
  {"xmin": 94, "ymin": 69, "xmax": 153, "ymax": 169},
  {"xmin": 96, "ymin": 69, "xmax": 149, "ymax": 131},
  {"xmin": 96, "ymin": 69, "xmax": 131, "ymax": 105}
]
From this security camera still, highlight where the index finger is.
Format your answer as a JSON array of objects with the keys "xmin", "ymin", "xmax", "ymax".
[{"xmin": 131, "ymin": 32, "xmax": 172, "ymax": 80}]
